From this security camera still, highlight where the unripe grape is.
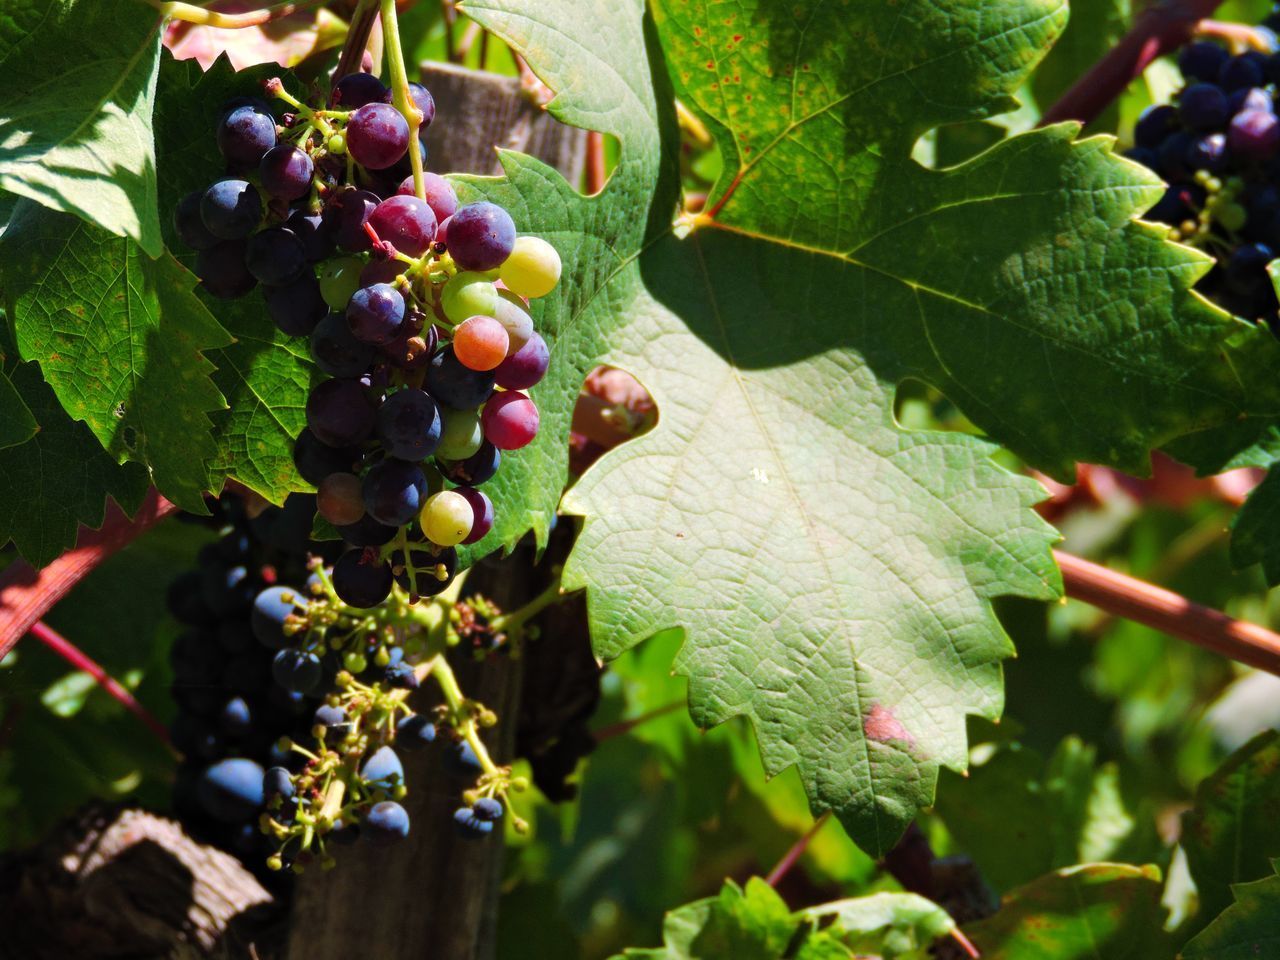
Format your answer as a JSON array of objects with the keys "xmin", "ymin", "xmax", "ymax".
[
  {"xmin": 500, "ymin": 236, "xmax": 562, "ymax": 298},
  {"xmin": 421, "ymin": 490, "xmax": 474, "ymax": 547}
]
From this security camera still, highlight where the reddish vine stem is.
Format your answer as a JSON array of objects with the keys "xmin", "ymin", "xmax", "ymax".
[
  {"xmin": 1056, "ymin": 550, "xmax": 1280, "ymax": 676},
  {"xmin": 1039, "ymin": 0, "xmax": 1224, "ymax": 126},
  {"xmin": 592, "ymin": 700, "xmax": 684, "ymax": 742},
  {"xmin": 0, "ymin": 490, "xmax": 178, "ymax": 660},
  {"xmin": 765, "ymin": 811, "xmax": 830, "ymax": 887},
  {"xmin": 332, "ymin": 0, "xmax": 380, "ymax": 87},
  {"xmin": 30, "ymin": 621, "xmax": 175, "ymax": 752},
  {"xmin": 585, "ymin": 131, "xmax": 606, "ymax": 194}
]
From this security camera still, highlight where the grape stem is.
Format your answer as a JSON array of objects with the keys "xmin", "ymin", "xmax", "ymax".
[
  {"xmin": 488, "ymin": 570, "xmax": 565, "ymax": 636},
  {"xmin": 1039, "ymin": 0, "xmax": 1225, "ymax": 126},
  {"xmin": 592, "ymin": 700, "xmax": 684, "ymax": 742},
  {"xmin": 428, "ymin": 653, "xmax": 501, "ymax": 776},
  {"xmin": 144, "ymin": 0, "xmax": 324, "ymax": 28},
  {"xmin": 380, "ymin": 0, "xmax": 427, "ymax": 201},
  {"xmin": 332, "ymin": 0, "xmax": 381, "ymax": 87},
  {"xmin": 765, "ymin": 811, "xmax": 830, "ymax": 887}
]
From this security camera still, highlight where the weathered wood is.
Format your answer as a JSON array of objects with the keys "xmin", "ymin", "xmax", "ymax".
[
  {"xmin": 0, "ymin": 805, "xmax": 279, "ymax": 960},
  {"xmin": 284, "ymin": 62, "xmax": 585, "ymax": 960}
]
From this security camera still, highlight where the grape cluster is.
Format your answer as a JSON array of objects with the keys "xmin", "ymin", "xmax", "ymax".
[
  {"xmin": 166, "ymin": 494, "xmax": 333, "ymax": 871},
  {"xmin": 173, "ymin": 70, "xmax": 561, "ymax": 611},
  {"xmin": 1128, "ymin": 9, "xmax": 1280, "ymax": 326}
]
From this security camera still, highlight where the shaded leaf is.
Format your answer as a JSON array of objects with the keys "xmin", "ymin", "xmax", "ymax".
[
  {"xmin": 0, "ymin": 367, "xmax": 37, "ymax": 449},
  {"xmin": 1181, "ymin": 860, "xmax": 1280, "ymax": 960},
  {"xmin": 1, "ymin": 202, "xmax": 231, "ymax": 510},
  {"xmin": 0, "ymin": 0, "xmax": 163, "ymax": 254}
]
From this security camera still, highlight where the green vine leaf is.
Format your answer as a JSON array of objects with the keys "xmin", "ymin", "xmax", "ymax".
[
  {"xmin": 1181, "ymin": 860, "xmax": 1280, "ymax": 960},
  {"xmin": 1181, "ymin": 731, "xmax": 1280, "ymax": 926},
  {"xmin": 456, "ymin": 0, "xmax": 1255, "ymax": 852},
  {"xmin": 0, "ymin": 202, "xmax": 231, "ymax": 511},
  {"xmin": 153, "ymin": 54, "xmax": 318, "ymax": 505},
  {"xmin": 0, "ymin": 0, "xmax": 163, "ymax": 255},
  {"xmin": 0, "ymin": 369, "xmax": 37, "ymax": 450},
  {"xmin": 962, "ymin": 864, "xmax": 1167, "ymax": 958},
  {"xmin": 0, "ymin": 362, "xmax": 149, "ymax": 566}
]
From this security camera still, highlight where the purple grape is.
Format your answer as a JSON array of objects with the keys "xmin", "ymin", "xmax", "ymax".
[
  {"xmin": 426, "ymin": 345, "xmax": 496, "ymax": 409},
  {"xmin": 447, "ymin": 202, "xmax": 516, "ymax": 271},
  {"xmin": 346, "ymin": 103, "xmax": 409, "ymax": 170},
  {"xmin": 438, "ymin": 441, "xmax": 500, "ymax": 486},
  {"xmin": 360, "ymin": 258, "xmax": 409, "ymax": 287},
  {"xmin": 332, "ymin": 549, "xmax": 393, "ymax": 608},
  {"xmin": 324, "ymin": 187, "xmax": 381, "ymax": 252},
  {"xmin": 260, "ymin": 144, "xmax": 314, "ymax": 201},
  {"xmin": 377, "ymin": 388, "xmax": 442, "ymax": 461},
  {"xmin": 1179, "ymin": 41, "xmax": 1229, "ymax": 83},
  {"xmin": 1134, "ymin": 104, "xmax": 1178, "ymax": 149},
  {"xmin": 397, "ymin": 172, "xmax": 458, "ymax": 222},
  {"xmin": 1179, "ymin": 82, "xmax": 1229, "ymax": 131},
  {"xmin": 311, "ymin": 310, "xmax": 377, "ymax": 378},
  {"xmin": 493, "ymin": 331, "xmax": 549, "ymax": 390},
  {"xmin": 408, "ymin": 81, "xmax": 436, "ymax": 131},
  {"xmin": 1230, "ymin": 109, "xmax": 1280, "ymax": 160},
  {"xmin": 272, "ymin": 648, "xmax": 322, "ymax": 695},
  {"xmin": 265, "ymin": 273, "xmax": 327, "ymax": 336},
  {"xmin": 1226, "ymin": 242, "xmax": 1275, "ymax": 294},
  {"xmin": 294, "ymin": 428, "xmax": 358, "ymax": 484},
  {"xmin": 1221, "ymin": 53, "xmax": 1266, "ymax": 91},
  {"xmin": 217, "ymin": 103, "xmax": 277, "ymax": 166},
  {"xmin": 1145, "ymin": 184, "xmax": 1200, "ymax": 226},
  {"xmin": 196, "ymin": 240, "xmax": 257, "ymax": 299},
  {"xmin": 245, "ymin": 226, "xmax": 307, "ymax": 285},
  {"xmin": 287, "ymin": 208, "xmax": 335, "ymax": 262},
  {"xmin": 347, "ymin": 282, "xmax": 406, "ymax": 345},
  {"xmin": 455, "ymin": 487, "xmax": 493, "ymax": 544},
  {"xmin": 306, "ymin": 378, "xmax": 376, "ymax": 448},
  {"xmin": 201, "ymin": 179, "xmax": 262, "ymax": 240},
  {"xmin": 364, "ymin": 800, "xmax": 410, "ymax": 843},
  {"xmin": 368, "ymin": 195, "xmax": 437, "ymax": 256},
  {"xmin": 1156, "ymin": 131, "xmax": 1195, "ymax": 181},
  {"xmin": 331, "ymin": 72, "xmax": 390, "ymax": 109},
  {"xmin": 174, "ymin": 190, "xmax": 218, "ymax": 250},
  {"xmin": 362, "ymin": 459, "xmax": 427, "ymax": 526}
]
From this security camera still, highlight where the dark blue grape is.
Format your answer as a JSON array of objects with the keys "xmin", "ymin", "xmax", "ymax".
[
  {"xmin": 265, "ymin": 272, "xmax": 327, "ymax": 336},
  {"xmin": 313, "ymin": 703, "xmax": 351, "ymax": 743},
  {"xmin": 1179, "ymin": 41, "xmax": 1229, "ymax": 83},
  {"xmin": 196, "ymin": 240, "xmax": 257, "ymax": 300},
  {"xmin": 245, "ymin": 226, "xmax": 307, "ymax": 285},
  {"xmin": 217, "ymin": 103, "xmax": 277, "ymax": 166},
  {"xmin": 332, "ymin": 549, "xmax": 393, "ymax": 608},
  {"xmin": 1226, "ymin": 242, "xmax": 1275, "ymax": 294},
  {"xmin": 174, "ymin": 190, "xmax": 219, "ymax": 250},
  {"xmin": 167, "ymin": 571, "xmax": 211, "ymax": 625},
  {"xmin": 347, "ymin": 282, "xmax": 406, "ymax": 345},
  {"xmin": 336, "ymin": 513, "xmax": 399, "ymax": 548},
  {"xmin": 272, "ymin": 648, "xmax": 322, "ymax": 694},
  {"xmin": 452, "ymin": 806, "xmax": 493, "ymax": 839},
  {"xmin": 306, "ymin": 378, "xmax": 376, "ymax": 448},
  {"xmin": 171, "ymin": 714, "xmax": 223, "ymax": 759},
  {"xmin": 324, "ymin": 187, "xmax": 381, "ymax": 252},
  {"xmin": 198, "ymin": 758, "xmax": 265, "ymax": 822},
  {"xmin": 218, "ymin": 696, "xmax": 253, "ymax": 737},
  {"xmin": 384, "ymin": 661, "xmax": 419, "ymax": 689},
  {"xmin": 1179, "ymin": 83, "xmax": 1229, "ymax": 132},
  {"xmin": 1156, "ymin": 130, "xmax": 1195, "ymax": 181},
  {"xmin": 446, "ymin": 202, "xmax": 516, "ymax": 271},
  {"xmin": 396, "ymin": 713, "xmax": 436, "ymax": 748},
  {"xmin": 438, "ymin": 441, "xmax": 500, "ymax": 486},
  {"xmin": 1144, "ymin": 184, "xmax": 1199, "ymax": 226},
  {"xmin": 444, "ymin": 739, "xmax": 483, "ymax": 777},
  {"xmin": 251, "ymin": 585, "xmax": 304, "ymax": 648},
  {"xmin": 364, "ymin": 800, "xmax": 410, "ymax": 844},
  {"xmin": 203, "ymin": 564, "xmax": 255, "ymax": 616},
  {"xmin": 201, "ymin": 179, "xmax": 262, "ymax": 240},
  {"xmin": 360, "ymin": 745, "xmax": 405, "ymax": 791},
  {"xmin": 1220, "ymin": 53, "xmax": 1266, "ymax": 91},
  {"xmin": 331, "ymin": 72, "xmax": 390, "ymax": 109},
  {"xmin": 426, "ymin": 346, "xmax": 496, "ymax": 409},
  {"xmin": 260, "ymin": 144, "xmax": 314, "ymax": 201},
  {"xmin": 287, "ymin": 208, "xmax": 336, "ymax": 262},
  {"xmin": 377, "ymin": 388, "xmax": 442, "ymax": 461},
  {"xmin": 310, "ymin": 311, "xmax": 378, "ymax": 379},
  {"xmin": 362, "ymin": 459, "xmax": 427, "ymax": 526},
  {"xmin": 222, "ymin": 652, "xmax": 271, "ymax": 694},
  {"xmin": 264, "ymin": 766, "xmax": 295, "ymax": 803},
  {"xmin": 472, "ymin": 797, "xmax": 503, "ymax": 821},
  {"xmin": 1134, "ymin": 104, "xmax": 1178, "ymax": 149}
]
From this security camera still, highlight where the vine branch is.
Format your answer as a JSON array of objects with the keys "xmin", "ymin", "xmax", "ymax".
[
  {"xmin": 145, "ymin": 0, "xmax": 325, "ymax": 28},
  {"xmin": 1040, "ymin": 0, "xmax": 1224, "ymax": 126},
  {"xmin": 332, "ymin": 0, "xmax": 381, "ymax": 87},
  {"xmin": 765, "ymin": 811, "xmax": 830, "ymax": 887}
]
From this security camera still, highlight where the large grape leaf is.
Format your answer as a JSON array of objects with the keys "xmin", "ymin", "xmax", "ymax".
[
  {"xmin": 453, "ymin": 0, "xmax": 1267, "ymax": 852},
  {"xmin": 0, "ymin": 362, "xmax": 149, "ymax": 566},
  {"xmin": 962, "ymin": 864, "xmax": 1167, "ymax": 958},
  {"xmin": 152, "ymin": 54, "xmax": 318, "ymax": 504},
  {"xmin": 0, "ymin": 0, "xmax": 163, "ymax": 255},
  {"xmin": 1181, "ymin": 731, "xmax": 1280, "ymax": 926},
  {"xmin": 0, "ymin": 202, "xmax": 231, "ymax": 512},
  {"xmin": 0, "ymin": 369, "xmax": 37, "ymax": 450},
  {"xmin": 1181, "ymin": 860, "xmax": 1280, "ymax": 960}
]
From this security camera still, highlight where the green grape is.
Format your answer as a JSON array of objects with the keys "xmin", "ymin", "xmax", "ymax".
[
  {"xmin": 441, "ymin": 271, "xmax": 498, "ymax": 324},
  {"xmin": 319, "ymin": 255, "xmax": 364, "ymax": 310},
  {"xmin": 343, "ymin": 651, "xmax": 368, "ymax": 674},
  {"xmin": 420, "ymin": 490, "xmax": 474, "ymax": 547},
  {"xmin": 436, "ymin": 407, "xmax": 483, "ymax": 460},
  {"xmin": 499, "ymin": 235, "xmax": 561, "ymax": 298},
  {"xmin": 493, "ymin": 291, "xmax": 533, "ymax": 354}
]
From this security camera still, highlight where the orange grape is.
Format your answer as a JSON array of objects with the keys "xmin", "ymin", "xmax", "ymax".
[{"xmin": 453, "ymin": 315, "xmax": 509, "ymax": 371}]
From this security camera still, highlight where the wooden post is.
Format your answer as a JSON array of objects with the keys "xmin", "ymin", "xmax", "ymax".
[{"xmin": 284, "ymin": 63, "xmax": 584, "ymax": 960}]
